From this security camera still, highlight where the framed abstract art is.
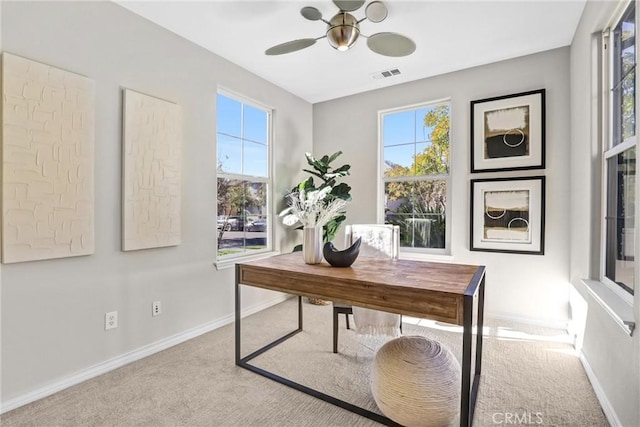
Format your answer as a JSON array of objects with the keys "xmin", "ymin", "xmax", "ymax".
[
  {"xmin": 470, "ymin": 176, "xmax": 545, "ymax": 255},
  {"xmin": 471, "ymin": 89, "xmax": 545, "ymax": 173}
]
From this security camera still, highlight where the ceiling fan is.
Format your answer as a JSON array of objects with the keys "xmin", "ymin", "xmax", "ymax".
[{"xmin": 265, "ymin": 0, "xmax": 416, "ymax": 57}]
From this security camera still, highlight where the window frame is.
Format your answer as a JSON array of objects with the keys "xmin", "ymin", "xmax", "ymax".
[
  {"xmin": 377, "ymin": 98, "xmax": 452, "ymax": 256},
  {"xmin": 215, "ymin": 88, "xmax": 274, "ymax": 262},
  {"xmin": 601, "ymin": 0, "xmax": 637, "ymax": 305}
]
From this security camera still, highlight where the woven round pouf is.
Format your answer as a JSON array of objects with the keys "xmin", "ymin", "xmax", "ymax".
[{"xmin": 371, "ymin": 336, "xmax": 461, "ymax": 427}]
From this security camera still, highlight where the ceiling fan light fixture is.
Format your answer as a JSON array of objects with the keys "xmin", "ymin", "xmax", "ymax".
[
  {"xmin": 326, "ymin": 12, "xmax": 360, "ymax": 51},
  {"xmin": 367, "ymin": 32, "xmax": 416, "ymax": 57},
  {"xmin": 265, "ymin": 1, "xmax": 416, "ymax": 57},
  {"xmin": 365, "ymin": 1, "xmax": 387, "ymax": 23}
]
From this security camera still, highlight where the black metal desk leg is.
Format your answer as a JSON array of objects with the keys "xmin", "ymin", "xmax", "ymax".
[
  {"xmin": 461, "ymin": 293, "xmax": 473, "ymax": 427},
  {"xmin": 474, "ymin": 276, "xmax": 485, "ymax": 379},
  {"xmin": 235, "ymin": 267, "xmax": 304, "ymax": 365},
  {"xmin": 461, "ymin": 271, "xmax": 486, "ymax": 427},
  {"xmin": 235, "ymin": 264, "xmax": 241, "ymax": 366},
  {"xmin": 298, "ymin": 295, "xmax": 303, "ymax": 330}
]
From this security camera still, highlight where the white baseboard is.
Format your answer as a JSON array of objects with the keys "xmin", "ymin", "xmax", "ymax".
[
  {"xmin": 485, "ymin": 311, "xmax": 569, "ymax": 330},
  {"xmin": 579, "ymin": 352, "xmax": 621, "ymax": 426},
  {"xmin": 0, "ymin": 294, "xmax": 290, "ymax": 414}
]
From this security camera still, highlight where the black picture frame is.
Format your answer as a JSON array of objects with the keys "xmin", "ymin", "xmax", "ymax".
[
  {"xmin": 470, "ymin": 176, "xmax": 545, "ymax": 255},
  {"xmin": 470, "ymin": 89, "xmax": 546, "ymax": 173}
]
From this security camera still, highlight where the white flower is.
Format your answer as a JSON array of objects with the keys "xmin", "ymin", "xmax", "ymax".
[{"xmin": 280, "ymin": 188, "xmax": 348, "ymax": 228}]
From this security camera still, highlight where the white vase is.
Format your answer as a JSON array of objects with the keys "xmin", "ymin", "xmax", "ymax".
[{"xmin": 303, "ymin": 226, "xmax": 323, "ymax": 264}]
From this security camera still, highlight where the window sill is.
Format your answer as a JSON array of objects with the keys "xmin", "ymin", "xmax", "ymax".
[
  {"xmin": 214, "ymin": 251, "xmax": 281, "ymax": 270},
  {"xmin": 399, "ymin": 251, "xmax": 454, "ymax": 263},
  {"xmin": 581, "ymin": 279, "xmax": 635, "ymax": 336}
]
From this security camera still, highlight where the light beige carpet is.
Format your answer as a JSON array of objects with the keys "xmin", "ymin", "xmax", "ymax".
[{"xmin": 1, "ymin": 298, "xmax": 607, "ymax": 427}]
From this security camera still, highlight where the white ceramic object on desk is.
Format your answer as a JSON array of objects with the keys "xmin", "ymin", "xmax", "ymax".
[{"xmin": 303, "ymin": 226, "xmax": 323, "ymax": 264}]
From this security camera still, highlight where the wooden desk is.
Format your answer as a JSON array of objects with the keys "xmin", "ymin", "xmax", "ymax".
[{"xmin": 235, "ymin": 253, "xmax": 485, "ymax": 426}]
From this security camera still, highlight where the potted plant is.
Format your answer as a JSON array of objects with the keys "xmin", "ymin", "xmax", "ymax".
[
  {"xmin": 280, "ymin": 151, "xmax": 352, "ymax": 304},
  {"xmin": 281, "ymin": 186, "xmax": 349, "ymax": 264},
  {"xmin": 282, "ymin": 151, "xmax": 352, "ymax": 246}
]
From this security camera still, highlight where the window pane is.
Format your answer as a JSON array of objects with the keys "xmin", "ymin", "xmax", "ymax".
[
  {"xmin": 605, "ymin": 147, "xmax": 635, "ymax": 294},
  {"xmin": 617, "ymin": 4, "xmax": 635, "ymax": 76},
  {"xmin": 423, "ymin": 104, "xmax": 450, "ymax": 160},
  {"xmin": 414, "ymin": 107, "xmax": 434, "ymax": 143},
  {"xmin": 383, "ymin": 144, "xmax": 414, "ymax": 177},
  {"xmin": 612, "ymin": 3, "xmax": 636, "ymax": 146},
  {"xmin": 383, "ymin": 110, "xmax": 415, "ymax": 146},
  {"xmin": 217, "ymin": 134, "xmax": 242, "ymax": 174},
  {"xmin": 413, "ymin": 180, "xmax": 446, "ymax": 249},
  {"xmin": 621, "ymin": 70, "xmax": 636, "ymax": 142},
  {"xmin": 217, "ymin": 94, "xmax": 241, "ymax": 137},
  {"xmin": 384, "ymin": 180, "xmax": 446, "ymax": 249},
  {"xmin": 217, "ymin": 179, "xmax": 268, "ymax": 257},
  {"xmin": 243, "ymin": 105, "xmax": 267, "ymax": 144},
  {"xmin": 416, "ymin": 142, "xmax": 449, "ymax": 175},
  {"xmin": 243, "ymin": 141, "xmax": 268, "ymax": 177},
  {"xmin": 384, "ymin": 104, "xmax": 450, "ymax": 176}
]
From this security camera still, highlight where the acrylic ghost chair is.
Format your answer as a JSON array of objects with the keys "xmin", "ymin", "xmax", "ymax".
[{"xmin": 332, "ymin": 224, "xmax": 402, "ymax": 353}]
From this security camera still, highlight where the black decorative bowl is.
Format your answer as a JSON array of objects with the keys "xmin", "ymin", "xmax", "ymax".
[{"xmin": 323, "ymin": 237, "xmax": 361, "ymax": 267}]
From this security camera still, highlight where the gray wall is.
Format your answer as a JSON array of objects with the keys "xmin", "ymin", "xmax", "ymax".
[
  {"xmin": 313, "ymin": 48, "xmax": 571, "ymax": 324},
  {"xmin": 569, "ymin": 1, "xmax": 640, "ymax": 425},
  {"xmin": 1, "ymin": 1, "xmax": 312, "ymax": 403}
]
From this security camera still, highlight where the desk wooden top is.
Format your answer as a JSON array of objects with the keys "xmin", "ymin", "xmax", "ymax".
[{"xmin": 237, "ymin": 253, "xmax": 485, "ymax": 325}]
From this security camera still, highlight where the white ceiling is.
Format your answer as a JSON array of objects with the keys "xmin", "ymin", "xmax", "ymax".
[{"xmin": 117, "ymin": 0, "xmax": 586, "ymax": 104}]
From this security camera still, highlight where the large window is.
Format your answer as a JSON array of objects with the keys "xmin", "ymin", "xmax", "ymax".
[
  {"xmin": 216, "ymin": 92, "xmax": 271, "ymax": 259},
  {"xmin": 603, "ymin": 2, "xmax": 636, "ymax": 297},
  {"xmin": 380, "ymin": 101, "xmax": 450, "ymax": 253}
]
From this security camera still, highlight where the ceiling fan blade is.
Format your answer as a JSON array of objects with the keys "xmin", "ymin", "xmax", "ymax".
[
  {"xmin": 332, "ymin": 0, "xmax": 365, "ymax": 12},
  {"xmin": 301, "ymin": 6, "xmax": 323, "ymax": 21},
  {"xmin": 265, "ymin": 39, "xmax": 317, "ymax": 56},
  {"xmin": 365, "ymin": 1, "xmax": 387, "ymax": 23},
  {"xmin": 367, "ymin": 32, "xmax": 416, "ymax": 57}
]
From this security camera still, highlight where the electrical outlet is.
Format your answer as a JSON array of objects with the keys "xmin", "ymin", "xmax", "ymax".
[
  {"xmin": 152, "ymin": 301, "xmax": 161, "ymax": 317},
  {"xmin": 105, "ymin": 311, "xmax": 118, "ymax": 330}
]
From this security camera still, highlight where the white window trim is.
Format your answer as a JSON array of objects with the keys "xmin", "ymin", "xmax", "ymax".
[
  {"xmin": 215, "ymin": 88, "xmax": 274, "ymax": 264},
  {"xmin": 599, "ymin": 0, "xmax": 636, "ymax": 306},
  {"xmin": 377, "ymin": 98, "xmax": 452, "ymax": 255},
  {"xmin": 214, "ymin": 250, "xmax": 281, "ymax": 270},
  {"xmin": 581, "ymin": 280, "xmax": 635, "ymax": 336}
]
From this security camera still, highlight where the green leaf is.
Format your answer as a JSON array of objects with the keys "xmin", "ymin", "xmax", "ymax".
[
  {"xmin": 304, "ymin": 154, "xmax": 327, "ymax": 174},
  {"xmin": 323, "ymin": 171, "xmax": 349, "ymax": 180},
  {"xmin": 331, "ymin": 183, "xmax": 352, "ymax": 200},
  {"xmin": 332, "ymin": 164, "xmax": 351, "ymax": 174},
  {"xmin": 327, "ymin": 151, "xmax": 343, "ymax": 164},
  {"xmin": 304, "ymin": 152, "xmax": 316, "ymax": 165},
  {"xmin": 324, "ymin": 214, "xmax": 346, "ymax": 242},
  {"xmin": 323, "ymin": 178, "xmax": 336, "ymax": 188},
  {"xmin": 329, "ymin": 215, "xmax": 346, "ymax": 226},
  {"xmin": 302, "ymin": 169, "xmax": 325, "ymax": 181},
  {"xmin": 298, "ymin": 177, "xmax": 315, "ymax": 192}
]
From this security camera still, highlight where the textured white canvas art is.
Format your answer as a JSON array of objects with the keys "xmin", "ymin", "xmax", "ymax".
[
  {"xmin": 122, "ymin": 89, "xmax": 181, "ymax": 251},
  {"xmin": 2, "ymin": 53, "xmax": 95, "ymax": 263}
]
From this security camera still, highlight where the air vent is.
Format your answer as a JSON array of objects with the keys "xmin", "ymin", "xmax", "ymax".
[{"xmin": 371, "ymin": 67, "xmax": 402, "ymax": 80}]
